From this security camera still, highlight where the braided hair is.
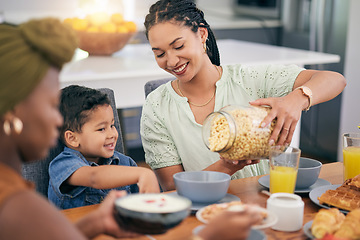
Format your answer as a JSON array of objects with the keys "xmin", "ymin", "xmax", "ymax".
[{"xmin": 144, "ymin": 0, "xmax": 220, "ymax": 66}]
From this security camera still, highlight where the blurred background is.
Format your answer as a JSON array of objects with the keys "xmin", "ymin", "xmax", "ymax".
[{"xmin": 1, "ymin": 0, "xmax": 359, "ymax": 164}]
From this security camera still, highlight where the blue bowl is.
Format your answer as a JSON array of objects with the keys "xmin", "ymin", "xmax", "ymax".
[
  {"xmin": 114, "ymin": 193, "xmax": 191, "ymax": 234},
  {"xmin": 173, "ymin": 171, "xmax": 231, "ymax": 203},
  {"xmin": 296, "ymin": 157, "xmax": 322, "ymax": 189}
]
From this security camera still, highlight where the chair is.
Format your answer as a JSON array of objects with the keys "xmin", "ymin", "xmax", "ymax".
[
  {"xmin": 22, "ymin": 88, "xmax": 124, "ymax": 197},
  {"xmin": 144, "ymin": 78, "xmax": 174, "ymax": 98}
]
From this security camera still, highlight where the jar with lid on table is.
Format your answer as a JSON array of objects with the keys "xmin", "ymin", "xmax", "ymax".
[{"xmin": 202, "ymin": 105, "xmax": 276, "ymax": 161}]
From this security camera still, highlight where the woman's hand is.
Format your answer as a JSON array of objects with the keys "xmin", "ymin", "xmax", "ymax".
[
  {"xmin": 93, "ymin": 191, "xmax": 140, "ymax": 238},
  {"xmin": 250, "ymin": 94, "xmax": 303, "ymax": 146},
  {"xmin": 221, "ymin": 157, "xmax": 260, "ymax": 169},
  {"xmin": 197, "ymin": 207, "xmax": 263, "ymax": 240}
]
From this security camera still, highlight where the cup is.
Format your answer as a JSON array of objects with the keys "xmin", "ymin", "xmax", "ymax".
[
  {"xmin": 267, "ymin": 193, "xmax": 304, "ymax": 232},
  {"xmin": 269, "ymin": 146, "xmax": 301, "ymax": 194},
  {"xmin": 343, "ymin": 133, "xmax": 360, "ymax": 180}
]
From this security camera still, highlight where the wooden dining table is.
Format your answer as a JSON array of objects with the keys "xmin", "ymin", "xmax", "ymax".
[{"xmin": 62, "ymin": 162, "xmax": 344, "ymax": 240}]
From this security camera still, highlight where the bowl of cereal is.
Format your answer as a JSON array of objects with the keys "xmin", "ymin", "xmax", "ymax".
[
  {"xmin": 173, "ymin": 171, "xmax": 231, "ymax": 203},
  {"xmin": 114, "ymin": 193, "xmax": 191, "ymax": 234},
  {"xmin": 202, "ymin": 105, "xmax": 275, "ymax": 160}
]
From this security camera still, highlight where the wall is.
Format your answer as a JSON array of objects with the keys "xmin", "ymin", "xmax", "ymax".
[{"xmin": 338, "ymin": 0, "xmax": 360, "ymax": 161}]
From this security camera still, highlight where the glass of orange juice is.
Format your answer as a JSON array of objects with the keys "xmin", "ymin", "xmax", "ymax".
[
  {"xmin": 343, "ymin": 133, "xmax": 360, "ymax": 181},
  {"xmin": 269, "ymin": 146, "xmax": 301, "ymax": 194}
]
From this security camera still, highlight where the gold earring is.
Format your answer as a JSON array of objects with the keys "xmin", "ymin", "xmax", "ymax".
[
  {"xmin": 203, "ymin": 42, "xmax": 207, "ymax": 53},
  {"xmin": 3, "ymin": 120, "xmax": 11, "ymax": 136},
  {"xmin": 13, "ymin": 117, "xmax": 23, "ymax": 135}
]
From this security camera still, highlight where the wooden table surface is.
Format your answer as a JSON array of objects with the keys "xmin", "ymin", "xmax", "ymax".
[{"xmin": 62, "ymin": 162, "xmax": 344, "ymax": 240}]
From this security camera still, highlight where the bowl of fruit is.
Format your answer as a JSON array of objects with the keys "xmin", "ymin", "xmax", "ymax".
[{"xmin": 64, "ymin": 12, "xmax": 137, "ymax": 55}]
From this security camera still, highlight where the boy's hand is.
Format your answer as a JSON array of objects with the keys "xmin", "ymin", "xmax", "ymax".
[{"xmin": 137, "ymin": 168, "xmax": 161, "ymax": 193}]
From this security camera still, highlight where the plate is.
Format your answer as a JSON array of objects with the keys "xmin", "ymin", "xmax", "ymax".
[
  {"xmin": 167, "ymin": 191, "xmax": 240, "ymax": 212},
  {"xmin": 258, "ymin": 175, "xmax": 331, "ymax": 193},
  {"xmin": 309, "ymin": 184, "xmax": 348, "ymax": 214},
  {"xmin": 192, "ymin": 225, "xmax": 266, "ymax": 240},
  {"xmin": 196, "ymin": 204, "xmax": 277, "ymax": 230},
  {"xmin": 303, "ymin": 220, "xmax": 315, "ymax": 239}
]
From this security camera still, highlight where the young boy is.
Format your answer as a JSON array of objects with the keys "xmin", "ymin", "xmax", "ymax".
[{"xmin": 48, "ymin": 85, "xmax": 160, "ymax": 209}]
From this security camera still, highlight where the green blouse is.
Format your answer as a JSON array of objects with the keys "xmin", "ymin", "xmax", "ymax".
[{"xmin": 140, "ymin": 64, "xmax": 304, "ymax": 179}]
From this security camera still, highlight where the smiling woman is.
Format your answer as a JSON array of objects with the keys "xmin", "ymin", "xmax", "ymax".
[{"xmin": 140, "ymin": 0, "xmax": 346, "ymax": 192}]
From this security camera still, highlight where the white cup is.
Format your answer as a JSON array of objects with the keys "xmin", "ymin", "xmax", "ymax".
[{"xmin": 266, "ymin": 193, "xmax": 304, "ymax": 232}]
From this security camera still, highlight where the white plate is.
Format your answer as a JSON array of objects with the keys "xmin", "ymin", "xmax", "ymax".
[
  {"xmin": 308, "ymin": 184, "xmax": 348, "ymax": 214},
  {"xmin": 258, "ymin": 175, "xmax": 331, "ymax": 193},
  {"xmin": 303, "ymin": 220, "xmax": 315, "ymax": 239},
  {"xmin": 192, "ymin": 225, "xmax": 267, "ymax": 240},
  {"xmin": 196, "ymin": 204, "xmax": 278, "ymax": 230},
  {"xmin": 167, "ymin": 191, "xmax": 240, "ymax": 212}
]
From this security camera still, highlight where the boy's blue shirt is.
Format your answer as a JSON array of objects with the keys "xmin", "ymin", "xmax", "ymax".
[{"xmin": 48, "ymin": 146, "xmax": 139, "ymax": 209}]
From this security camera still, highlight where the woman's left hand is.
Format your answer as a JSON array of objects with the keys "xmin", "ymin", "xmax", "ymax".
[
  {"xmin": 221, "ymin": 157, "xmax": 260, "ymax": 168},
  {"xmin": 250, "ymin": 95, "xmax": 303, "ymax": 146}
]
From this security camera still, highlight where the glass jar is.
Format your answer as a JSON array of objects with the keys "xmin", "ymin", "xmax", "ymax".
[{"xmin": 202, "ymin": 105, "xmax": 276, "ymax": 160}]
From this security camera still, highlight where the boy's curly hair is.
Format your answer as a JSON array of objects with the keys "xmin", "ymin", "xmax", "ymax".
[{"xmin": 59, "ymin": 85, "xmax": 110, "ymax": 144}]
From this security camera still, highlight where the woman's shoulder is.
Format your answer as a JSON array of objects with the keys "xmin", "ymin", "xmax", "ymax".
[
  {"xmin": 0, "ymin": 163, "xmax": 34, "ymax": 209},
  {"xmin": 221, "ymin": 63, "xmax": 303, "ymax": 83},
  {"xmin": 145, "ymin": 80, "xmax": 172, "ymax": 100},
  {"xmin": 143, "ymin": 80, "xmax": 181, "ymax": 112}
]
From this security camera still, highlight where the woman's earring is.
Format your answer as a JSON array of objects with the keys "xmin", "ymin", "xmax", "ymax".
[
  {"xmin": 203, "ymin": 42, "xmax": 207, "ymax": 53},
  {"xmin": 13, "ymin": 117, "xmax": 23, "ymax": 135},
  {"xmin": 3, "ymin": 117, "xmax": 23, "ymax": 135},
  {"xmin": 3, "ymin": 120, "xmax": 11, "ymax": 136}
]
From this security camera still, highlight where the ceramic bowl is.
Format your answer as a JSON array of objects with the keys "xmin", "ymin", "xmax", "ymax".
[
  {"xmin": 114, "ymin": 193, "xmax": 191, "ymax": 234},
  {"xmin": 296, "ymin": 157, "xmax": 322, "ymax": 189},
  {"xmin": 173, "ymin": 171, "xmax": 231, "ymax": 203}
]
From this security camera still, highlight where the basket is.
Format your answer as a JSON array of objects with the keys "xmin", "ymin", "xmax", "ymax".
[{"xmin": 76, "ymin": 31, "xmax": 135, "ymax": 55}]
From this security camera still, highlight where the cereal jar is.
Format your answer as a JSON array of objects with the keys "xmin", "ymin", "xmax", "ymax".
[{"xmin": 202, "ymin": 105, "xmax": 276, "ymax": 160}]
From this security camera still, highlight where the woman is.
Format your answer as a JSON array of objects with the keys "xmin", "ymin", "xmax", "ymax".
[
  {"xmin": 0, "ymin": 18, "xmax": 141, "ymax": 240},
  {"xmin": 140, "ymin": 0, "xmax": 347, "ymax": 191},
  {"xmin": 0, "ymin": 18, "xmax": 262, "ymax": 240}
]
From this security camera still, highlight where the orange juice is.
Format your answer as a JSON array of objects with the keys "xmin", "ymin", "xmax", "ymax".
[
  {"xmin": 270, "ymin": 166, "xmax": 298, "ymax": 193},
  {"xmin": 343, "ymin": 146, "xmax": 360, "ymax": 180}
]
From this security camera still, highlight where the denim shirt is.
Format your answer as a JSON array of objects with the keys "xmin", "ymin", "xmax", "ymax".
[{"xmin": 48, "ymin": 147, "xmax": 139, "ymax": 209}]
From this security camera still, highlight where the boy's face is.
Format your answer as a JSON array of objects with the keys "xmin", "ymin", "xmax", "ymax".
[{"xmin": 76, "ymin": 104, "xmax": 118, "ymax": 162}]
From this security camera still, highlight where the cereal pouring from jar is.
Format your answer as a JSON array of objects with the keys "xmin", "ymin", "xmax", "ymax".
[{"xmin": 202, "ymin": 105, "xmax": 276, "ymax": 161}]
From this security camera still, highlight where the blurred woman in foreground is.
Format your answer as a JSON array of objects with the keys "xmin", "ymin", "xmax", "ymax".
[{"xmin": 0, "ymin": 17, "xmax": 139, "ymax": 240}]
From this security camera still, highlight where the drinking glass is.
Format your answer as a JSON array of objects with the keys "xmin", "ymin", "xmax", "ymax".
[
  {"xmin": 269, "ymin": 146, "xmax": 301, "ymax": 194},
  {"xmin": 343, "ymin": 133, "xmax": 360, "ymax": 181}
]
